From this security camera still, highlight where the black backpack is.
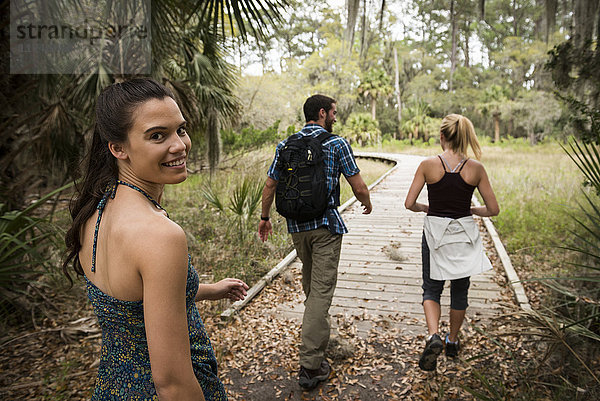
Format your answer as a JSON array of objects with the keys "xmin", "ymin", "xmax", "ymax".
[{"xmin": 275, "ymin": 131, "xmax": 337, "ymax": 222}]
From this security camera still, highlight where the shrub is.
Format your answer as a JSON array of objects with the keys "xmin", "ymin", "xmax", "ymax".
[
  {"xmin": 222, "ymin": 121, "xmax": 290, "ymax": 153},
  {"xmin": 341, "ymin": 113, "xmax": 381, "ymax": 146}
]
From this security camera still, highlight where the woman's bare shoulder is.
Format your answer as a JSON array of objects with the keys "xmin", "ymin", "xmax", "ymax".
[
  {"xmin": 420, "ymin": 155, "xmax": 440, "ymax": 166},
  {"xmin": 418, "ymin": 155, "xmax": 442, "ymax": 170},
  {"xmin": 118, "ymin": 210, "xmax": 187, "ymax": 261},
  {"xmin": 466, "ymin": 158, "xmax": 484, "ymax": 168},
  {"xmin": 466, "ymin": 158, "xmax": 487, "ymax": 174}
]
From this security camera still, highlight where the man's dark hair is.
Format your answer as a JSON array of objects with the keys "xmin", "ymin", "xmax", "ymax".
[{"xmin": 303, "ymin": 94, "xmax": 336, "ymax": 122}]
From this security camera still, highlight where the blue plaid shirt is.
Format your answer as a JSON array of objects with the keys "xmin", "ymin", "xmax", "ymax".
[{"xmin": 267, "ymin": 124, "xmax": 360, "ymax": 234}]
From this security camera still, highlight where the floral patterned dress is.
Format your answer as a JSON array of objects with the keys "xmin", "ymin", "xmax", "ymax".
[{"xmin": 85, "ymin": 181, "xmax": 227, "ymax": 400}]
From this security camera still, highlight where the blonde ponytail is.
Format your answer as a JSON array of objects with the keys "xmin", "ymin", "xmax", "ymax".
[{"xmin": 440, "ymin": 114, "xmax": 482, "ymax": 160}]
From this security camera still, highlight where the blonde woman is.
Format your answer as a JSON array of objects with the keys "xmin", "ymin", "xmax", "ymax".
[{"xmin": 404, "ymin": 114, "xmax": 499, "ymax": 371}]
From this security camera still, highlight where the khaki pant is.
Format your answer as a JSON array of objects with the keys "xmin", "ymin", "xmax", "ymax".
[{"xmin": 291, "ymin": 227, "xmax": 343, "ymax": 370}]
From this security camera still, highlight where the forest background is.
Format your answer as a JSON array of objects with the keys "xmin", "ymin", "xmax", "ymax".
[{"xmin": 1, "ymin": 0, "xmax": 599, "ymax": 399}]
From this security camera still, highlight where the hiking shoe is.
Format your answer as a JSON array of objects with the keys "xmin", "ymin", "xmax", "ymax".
[
  {"xmin": 445, "ymin": 334, "xmax": 460, "ymax": 358},
  {"xmin": 298, "ymin": 360, "xmax": 331, "ymax": 390},
  {"xmin": 419, "ymin": 333, "xmax": 443, "ymax": 371}
]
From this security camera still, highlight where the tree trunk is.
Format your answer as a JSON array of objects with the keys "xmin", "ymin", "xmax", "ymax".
[
  {"xmin": 528, "ymin": 128, "xmax": 536, "ymax": 145},
  {"xmin": 512, "ymin": 0, "xmax": 518, "ymax": 36},
  {"xmin": 378, "ymin": 0, "xmax": 386, "ymax": 31},
  {"xmin": 359, "ymin": 0, "xmax": 368, "ymax": 60},
  {"xmin": 546, "ymin": 0, "xmax": 558, "ymax": 42},
  {"xmin": 574, "ymin": 0, "xmax": 599, "ymax": 47},
  {"xmin": 393, "ymin": 47, "xmax": 401, "ymax": 140},
  {"xmin": 493, "ymin": 112, "xmax": 501, "ymax": 143},
  {"xmin": 206, "ymin": 106, "xmax": 221, "ymax": 177},
  {"xmin": 449, "ymin": 0, "xmax": 458, "ymax": 92},
  {"xmin": 371, "ymin": 97, "xmax": 377, "ymax": 121},
  {"xmin": 463, "ymin": 20, "xmax": 470, "ymax": 68},
  {"xmin": 413, "ymin": 125, "xmax": 419, "ymax": 141},
  {"xmin": 534, "ymin": 0, "xmax": 544, "ymax": 41},
  {"xmin": 345, "ymin": 0, "xmax": 361, "ymax": 53}
]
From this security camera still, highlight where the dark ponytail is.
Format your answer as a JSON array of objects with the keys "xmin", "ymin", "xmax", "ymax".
[{"xmin": 62, "ymin": 78, "xmax": 175, "ymax": 283}]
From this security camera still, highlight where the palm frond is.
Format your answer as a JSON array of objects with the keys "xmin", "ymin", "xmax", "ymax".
[
  {"xmin": 187, "ymin": 0, "xmax": 287, "ymax": 40},
  {"xmin": 562, "ymin": 139, "xmax": 600, "ymax": 194},
  {"xmin": 201, "ymin": 185, "xmax": 225, "ymax": 212}
]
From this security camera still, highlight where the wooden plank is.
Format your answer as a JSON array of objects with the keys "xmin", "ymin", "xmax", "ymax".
[
  {"xmin": 336, "ymin": 273, "xmax": 499, "ymax": 289},
  {"xmin": 278, "ymin": 299, "xmax": 504, "ymax": 317},
  {"xmin": 333, "ymin": 282, "xmax": 503, "ymax": 298},
  {"xmin": 336, "ymin": 267, "xmax": 497, "ymax": 283},
  {"xmin": 221, "ymin": 249, "xmax": 298, "ymax": 317},
  {"xmin": 276, "ymin": 305, "xmax": 498, "ymax": 324}
]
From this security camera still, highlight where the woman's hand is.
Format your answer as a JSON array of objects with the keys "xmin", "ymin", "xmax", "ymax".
[
  {"xmin": 196, "ymin": 279, "xmax": 249, "ymax": 302},
  {"xmin": 216, "ymin": 278, "xmax": 249, "ymax": 301}
]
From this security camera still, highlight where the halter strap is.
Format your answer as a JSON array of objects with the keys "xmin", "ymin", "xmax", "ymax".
[
  {"xmin": 437, "ymin": 155, "xmax": 447, "ymax": 172},
  {"xmin": 439, "ymin": 154, "xmax": 467, "ymax": 173},
  {"xmin": 91, "ymin": 180, "xmax": 168, "ymax": 273}
]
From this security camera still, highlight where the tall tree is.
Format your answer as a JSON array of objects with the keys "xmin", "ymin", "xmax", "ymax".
[
  {"xmin": 358, "ymin": 67, "xmax": 393, "ymax": 120},
  {"xmin": 573, "ymin": 0, "xmax": 599, "ymax": 48},
  {"xmin": 359, "ymin": 0, "xmax": 369, "ymax": 60},
  {"xmin": 545, "ymin": 0, "xmax": 558, "ymax": 42},
  {"xmin": 393, "ymin": 47, "xmax": 402, "ymax": 139},
  {"xmin": 449, "ymin": 0, "xmax": 458, "ymax": 92},
  {"xmin": 481, "ymin": 84, "xmax": 510, "ymax": 142},
  {"xmin": 345, "ymin": 0, "xmax": 361, "ymax": 53}
]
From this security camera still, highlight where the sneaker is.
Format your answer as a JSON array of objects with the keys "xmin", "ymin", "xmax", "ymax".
[
  {"xmin": 418, "ymin": 333, "xmax": 443, "ymax": 371},
  {"xmin": 445, "ymin": 334, "xmax": 460, "ymax": 358},
  {"xmin": 298, "ymin": 360, "xmax": 331, "ymax": 390}
]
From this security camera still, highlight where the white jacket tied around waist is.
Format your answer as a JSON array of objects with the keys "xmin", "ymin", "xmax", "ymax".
[{"xmin": 423, "ymin": 215, "xmax": 493, "ymax": 280}]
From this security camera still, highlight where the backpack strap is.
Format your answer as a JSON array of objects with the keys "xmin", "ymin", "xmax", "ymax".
[
  {"xmin": 313, "ymin": 131, "xmax": 340, "ymax": 207},
  {"xmin": 315, "ymin": 131, "xmax": 335, "ymax": 144}
]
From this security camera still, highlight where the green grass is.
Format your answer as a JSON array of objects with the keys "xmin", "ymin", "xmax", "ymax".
[{"xmin": 480, "ymin": 142, "xmax": 583, "ymax": 255}]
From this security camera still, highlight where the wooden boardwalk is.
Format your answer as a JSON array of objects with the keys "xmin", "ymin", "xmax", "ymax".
[{"xmin": 274, "ymin": 153, "xmax": 508, "ymax": 337}]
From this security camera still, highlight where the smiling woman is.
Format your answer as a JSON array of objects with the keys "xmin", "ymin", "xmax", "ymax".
[
  {"xmin": 111, "ymin": 96, "xmax": 191, "ymax": 186},
  {"xmin": 62, "ymin": 78, "xmax": 248, "ymax": 401}
]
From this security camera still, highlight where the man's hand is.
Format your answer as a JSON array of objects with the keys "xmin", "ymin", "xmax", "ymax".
[
  {"xmin": 346, "ymin": 173, "xmax": 372, "ymax": 215},
  {"xmin": 258, "ymin": 219, "xmax": 272, "ymax": 242}
]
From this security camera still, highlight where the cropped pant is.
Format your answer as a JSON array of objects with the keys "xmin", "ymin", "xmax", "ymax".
[{"xmin": 421, "ymin": 232, "xmax": 470, "ymax": 310}]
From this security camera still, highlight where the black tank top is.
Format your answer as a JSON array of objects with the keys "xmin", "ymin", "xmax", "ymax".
[{"xmin": 427, "ymin": 155, "xmax": 476, "ymax": 219}]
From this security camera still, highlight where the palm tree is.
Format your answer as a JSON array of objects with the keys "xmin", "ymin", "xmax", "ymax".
[
  {"xmin": 343, "ymin": 112, "xmax": 381, "ymax": 146},
  {"xmin": 480, "ymin": 84, "xmax": 510, "ymax": 143},
  {"xmin": 357, "ymin": 67, "xmax": 393, "ymax": 121},
  {"xmin": 0, "ymin": 0, "xmax": 287, "ymax": 206},
  {"xmin": 402, "ymin": 100, "xmax": 433, "ymax": 143}
]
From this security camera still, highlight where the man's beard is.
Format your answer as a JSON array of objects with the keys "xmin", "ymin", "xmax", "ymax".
[{"xmin": 324, "ymin": 117, "xmax": 334, "ymax": 132}]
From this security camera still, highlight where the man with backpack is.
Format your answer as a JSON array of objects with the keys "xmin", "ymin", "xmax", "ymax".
[{"xmin": 258, "ymin": 94, "xmax": 372, "ymax": 390}]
